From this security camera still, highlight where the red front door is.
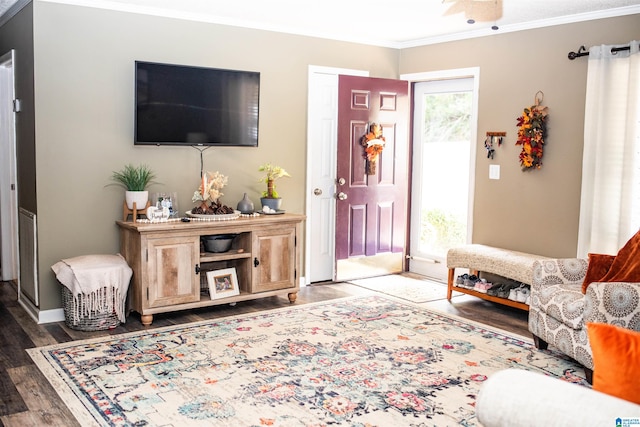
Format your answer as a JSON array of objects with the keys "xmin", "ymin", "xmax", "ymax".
[{"xmin": 336, "ymin": 75, "xmax": 409, "ymax": 264}]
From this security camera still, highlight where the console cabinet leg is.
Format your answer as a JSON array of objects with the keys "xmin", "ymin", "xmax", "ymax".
[
  {"xmin": 141, "ymin": 314, "xmax": 153, "ymax": 326},
  {"xmin": 288, "ymin": 292, "xmax": 298, "ymax": 303}
]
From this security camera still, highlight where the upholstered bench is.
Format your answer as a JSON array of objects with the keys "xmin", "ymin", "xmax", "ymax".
[{"xmin": 446, "ymin": 244, "xmax": 548, "ymax": 310}]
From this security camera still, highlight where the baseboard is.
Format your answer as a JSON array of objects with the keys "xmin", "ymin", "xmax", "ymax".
[
  {"xmin": 18, "ymin": 294, "xmax": 65, "ymax": 324},
  {"xmin": 38, "ymin": 307, "xmax": 65, "ymax": 324}
]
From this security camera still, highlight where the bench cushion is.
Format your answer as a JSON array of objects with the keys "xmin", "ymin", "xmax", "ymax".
[{"xmin": 447, "ymin": 244, "xmax": 547, "ymax": 285}]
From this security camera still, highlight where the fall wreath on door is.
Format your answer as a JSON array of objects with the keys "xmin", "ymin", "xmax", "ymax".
[{"xmin": 361, "ymin": 123, "xmax": 385, "ymax": 175}]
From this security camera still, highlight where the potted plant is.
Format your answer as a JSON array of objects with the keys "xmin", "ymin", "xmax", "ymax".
[
  {"xmin": 258, "ymin": 163, "xmax": 290, "ymax": 211},
  {"xmin": 111, "ymin": 164, "xmax": 156, "ymax": 210}
]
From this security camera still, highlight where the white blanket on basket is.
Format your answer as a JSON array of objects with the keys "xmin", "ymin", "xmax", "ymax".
[{"xmin": 51, "ymin": 254, "xmax": 132, "ymax": 324}]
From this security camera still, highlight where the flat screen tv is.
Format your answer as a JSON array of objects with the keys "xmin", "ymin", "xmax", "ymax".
[{"xmin": 135, "ymin": 61, "xmax": 260, "ymax": 146}]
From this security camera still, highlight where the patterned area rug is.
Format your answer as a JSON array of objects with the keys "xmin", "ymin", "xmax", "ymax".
[
  {"xmin": 28, "ymin": 296, "xmax": 587, "ymax": 426},
  {"xmin": 349, "ymin": 274, "xmax": 461, "ymax": 303}
]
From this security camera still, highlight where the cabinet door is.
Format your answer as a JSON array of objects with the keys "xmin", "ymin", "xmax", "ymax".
[
  {"xmin": 146, "ymin": 236, "xmax": 200, "ymax": 308},
  {"xmin": 252, "ymin": 226, "xmax": 296, "ymax": 293}
]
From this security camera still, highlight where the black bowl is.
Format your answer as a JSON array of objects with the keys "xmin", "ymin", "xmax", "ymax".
[{"xmin": 202, "ymin": 234, "xmax": 237, "ymax": 253}]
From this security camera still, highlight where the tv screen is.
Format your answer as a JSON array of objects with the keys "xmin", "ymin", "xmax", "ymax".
[{"xmin": 135, "ymin": 61, "xmax": 260, "ymax": 146}]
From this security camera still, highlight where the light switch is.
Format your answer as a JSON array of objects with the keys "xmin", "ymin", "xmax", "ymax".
[{"xmin": 489, "ymin": 164, "xmax": 500, "ymax": 180}]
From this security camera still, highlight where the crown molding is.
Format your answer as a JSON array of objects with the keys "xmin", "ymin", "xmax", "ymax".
[
  {"xmin": 397, "ymin": 5, "xmax": 640, "ymax": 49},
  {"xmin": 34, "ymin": 1, "xmax": 640, "ymax": 49}
]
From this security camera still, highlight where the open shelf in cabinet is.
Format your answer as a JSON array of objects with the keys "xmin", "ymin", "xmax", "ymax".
[
  {"xmin": 199, "ymin": 257, "xmax": 252, "ymax": 296},
  {"xmin": 200, "ymin": 249, "xmax": 251, "ymax": 263}
]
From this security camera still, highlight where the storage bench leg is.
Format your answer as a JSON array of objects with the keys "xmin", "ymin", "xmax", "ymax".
[{"xmin": 447, "ymin": 268, "xmax": 455, "ymax": 300}]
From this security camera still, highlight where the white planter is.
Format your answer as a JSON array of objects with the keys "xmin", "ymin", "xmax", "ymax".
[{"xmin": 125, "ymin": 191, "xmax": 149, "ymax": 210}]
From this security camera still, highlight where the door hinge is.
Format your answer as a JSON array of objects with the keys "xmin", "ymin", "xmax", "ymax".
[
  {"xmin": 145, "ymin": 249, "xmax": 148, "ymax": 262},
  {"xmin": 146, "ymin": 287, "xmax": 149, "ymax": 300},
  {"xmin": 295, "ymin": 268, "xmax": 297, "ymax": 279}
]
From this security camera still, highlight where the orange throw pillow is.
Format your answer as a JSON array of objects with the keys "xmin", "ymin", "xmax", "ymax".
[
  {"xmin": 600, "ymin": 229, "xmax": 640, "ymax": 283},
  {"xmin": 582, "ymin": 253, "xmax": 616, "ymax": 294},
  {"xmin": 587, "ymin": 322, "xmax": 640, "ymax": 404}
]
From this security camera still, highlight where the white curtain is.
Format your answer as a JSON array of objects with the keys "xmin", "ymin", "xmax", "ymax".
[{"xmin": 577, "ymin": 41, "xmax": 640, "ymax": 258}]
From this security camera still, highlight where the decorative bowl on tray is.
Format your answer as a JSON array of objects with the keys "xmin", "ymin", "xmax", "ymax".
[
  {"xmin": 186, "ymin": 210, "xmax": 240, "ymax": 220},
  {"xmin": 187, "ymin": 199, "xmax": 240, "ymax": 220}
]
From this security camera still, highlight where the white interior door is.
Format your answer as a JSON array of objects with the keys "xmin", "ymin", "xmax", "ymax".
[
  {"xmin": 0, "ymin": 50, "xmax": 18, "ymax": 282},
  {"xmin": 306, "ymin": 66, "xmax": 368, "ymax": 284}
]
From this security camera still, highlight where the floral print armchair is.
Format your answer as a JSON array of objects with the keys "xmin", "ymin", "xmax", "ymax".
[{"xmin": 528, "ymin": 258, "xmax": 640, "ymax": 380}]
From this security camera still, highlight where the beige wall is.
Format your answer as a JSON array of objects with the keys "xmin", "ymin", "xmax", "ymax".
[
  {"xmin": 32, "ymin": 2, "xmax": 399, "ymax": 309},
  {"xmin": 25, "ymin": 2, "xmax": 640, "ymax": 310},
  {"xmin": 400, "ymin": 15, "xmax": 639, "ymax": 258}
]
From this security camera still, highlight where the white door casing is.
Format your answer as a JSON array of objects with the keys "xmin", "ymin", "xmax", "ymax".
[{"xmin": 0, "ymin": 49, "xmax": 19, "ymax": 282}]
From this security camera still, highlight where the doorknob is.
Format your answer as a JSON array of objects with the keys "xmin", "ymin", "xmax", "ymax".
[
  {"xmin": 337, "ymin": 192, "xmax": 348, "ymax": 201},
  {"xmin": 313, "ymin": 188, "xmax": 322, "ymax": 196},
  {"xmin": 337, "ymin": 177, "xmax": 346, "ymax": 186}
]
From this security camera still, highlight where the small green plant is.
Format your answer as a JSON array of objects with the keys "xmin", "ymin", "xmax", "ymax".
[
  {"xmin": 111, "ymin": 164, "xmax": 156, "ymax": 191},
  {"xmin": 258, "ymin": 163, "xmax": 290, "ymax": 198}
]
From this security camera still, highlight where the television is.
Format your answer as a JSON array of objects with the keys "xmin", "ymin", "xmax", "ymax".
[{"xmin": 135, "ymin": 61, "xmax": 260, "ymax": 146}]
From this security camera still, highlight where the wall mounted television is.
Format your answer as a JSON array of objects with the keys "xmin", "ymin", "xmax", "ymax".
[{"xmin": 135, "ymin": 61, "xmax": 260, "ymax": 146}]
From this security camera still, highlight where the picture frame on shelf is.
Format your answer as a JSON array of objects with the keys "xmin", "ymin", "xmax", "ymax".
[{"xmin": 206, "ymin": 268, "xmax": 240, "ymax": 300}]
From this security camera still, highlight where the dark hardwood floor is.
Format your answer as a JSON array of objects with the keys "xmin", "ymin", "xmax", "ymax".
[{"xmin": 0, "ymin": 276, "xmax": 529, "ymax": 426}]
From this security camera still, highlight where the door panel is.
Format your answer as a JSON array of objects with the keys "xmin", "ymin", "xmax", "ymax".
[
  {"xmin": 349, "ymin": 121, "xmax": 369, "ymax": 184},
  {"xmin": 336, "ymin": 75, "xmax": 409, "ymax": 274},
  {"xmin": 349, "ymin": 204, "xmax": 367, "ymax": 257},
  {"xmin": 252, "ymin": 226, "xmax": 296, "ymax": 292},
  {"xmin": 147, "ymin": 236, "xmax": 200, "ymax": 308}
]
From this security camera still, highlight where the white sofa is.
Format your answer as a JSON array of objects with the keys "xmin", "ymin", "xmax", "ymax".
[{"xmin": 476, "ymin": 369, "xmax": 640, "ymax": 427}]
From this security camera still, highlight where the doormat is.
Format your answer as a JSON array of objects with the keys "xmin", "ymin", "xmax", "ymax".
[{"xmin": 349, "ymin": 274, "xmax": 462, "ymax": 303}]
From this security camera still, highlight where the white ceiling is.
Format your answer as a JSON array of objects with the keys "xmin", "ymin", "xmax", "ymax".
[{"xmin": 2, "ymin": 0, "xmax": 640, "ymax": 48}]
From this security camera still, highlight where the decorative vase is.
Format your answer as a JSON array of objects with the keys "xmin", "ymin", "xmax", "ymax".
[
  {"xmin": 125, "ymin": 190, "xmax": 149, "ymax": 210},
  {"xmin": 237, "ymin": 193, "xmax": 255, "ymax": 214},
  {"xmin": 260, "ymin": 197, "xmax": 282, "ymax": 211}
]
